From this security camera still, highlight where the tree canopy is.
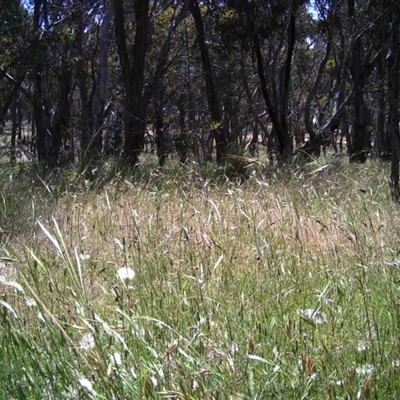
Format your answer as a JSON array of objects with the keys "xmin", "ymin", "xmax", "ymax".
[{"xmin": 1, "ymin": 0, "xmax": 399, "ymax": 195}]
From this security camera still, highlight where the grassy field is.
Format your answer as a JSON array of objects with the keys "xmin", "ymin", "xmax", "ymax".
[{"xmin": 1, "ymin": 156, "xmax": 400, "ymax": 399}]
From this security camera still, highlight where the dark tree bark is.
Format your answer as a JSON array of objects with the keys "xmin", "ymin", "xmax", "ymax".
[
  {"xmin": 303, "ymin": 2, "xmax": 335, "ymax": 156},
  {"xmin": 112, "ymin": 0, "xmax": 149, "ymax": 167},
  {"xmin": 278, "ymin": 11, "xmax": 296, "ymax": 156},
  {"xmin": 189, "ymin": 0, "xmax": 227, "ymax": 163},
  {"xmin": 10, "ymin": 94, "xmax": 18, "ymax": 164},
  {"xmin": 0, "ymin": 78, "xmax": 22, "ymax": 128},
  {"xmin": 50, "ymin": 50, "xmax": 73, "ymax": 167},
  {"xmin": 176, "ymin": 96, "xmax": 188, "ymax": 164},
  {"xmin": 112, "ymin": 0, "xmax": 189, "ymax": 167},
  {"xmin": 253, "ymin": 37, "xmax": 287, "ymax": 161},
  {"xmin": 32, "ymin": 0, "xmax": 78, "ymax": 167},
  {"xmin": 388, "ymin": 7, "xmax": 400, "ymax": 200},
  {"xmin": 149, "ymin": 1, "xmax": 190, "ymax": 166},
  {"xmin": 240, "ymin": 51, "xmax": 268, "ymax": 143},
  {"xmin": 76, "ymin": 10, "xmax": 92, "ymax": 158},
  {"xmin": 92, "ymin": 6, "xmax": 114, "ymax": 155},
  {"xmin": 33, "ymin": 0, "xmax": 52, "ymax": 165},
  {"xmin": 242, "ymin": 0, "xmax": 298, "ymax": 164},
  {"xmin": 349, "ymin": 69, "xmax": 369, "ymax": 162},
  {"xmin": 154, "ymin": 80, "xmax": 168, "ymax": 167},
  {"xmin": 347, "ymin": 0, "xmax": 387, "ymax": 163},
  {"xmin": 374, "ymin": 57, "xmax": 389, "ymax": 159}
]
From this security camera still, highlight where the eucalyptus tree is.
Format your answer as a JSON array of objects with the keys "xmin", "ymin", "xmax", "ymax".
[
  {"xmin": 29, "ymin": 0, "xmax": 104, "ymax": 166},
  {"xmin": 0, "ymin": 0, "xmax": 29, "ymax": 134},
  {"xmin": 223, "ymin": 0, "xmax": 309, "ymax": 164},
  {"xmin": 31, "ymin": 0, "xmax": 57, "ymax": 165},
  {"xmin": 301, "ymin": 0, "xmax": 353, "ymax": 156},
  {"xmin": 214, "ymin": 3, "xmax": 257, "ymax": 151},
  {"xmin": 373, "ymin": 44, "xmax": 390, "ymax": 159},
  {"xmin": 111, "ymin": 0, "xmax": 190, "ymax": 167},
  {"xmin": 387, "ymin": 4, "xmax": 400, "ymax": 200},
  {"xmin": 302, "ymin": 0, "xmax": 334, "ymax": 155},
  {"xmin": 166, "ymin": 1, "xmax": 249, "ymax": 163},
  {"xmin": 163, "ymin": 14, "xmax": 207, "ymax": 164},
  {"xmin": 73, "ymin": 0, "xmax": 117, "ymax": 162},
  {"xmin": 367, "ymin": 3, "xmax": 400, "ymax": 162},
  {"xmin": 92, "ymin": 3, "xmax": 114, "ymax": 156},
  {"xmin": 188, "ymin": 0, "xmax": 229, "ymax": 162},
  {"xmin": 345, "ymin": 0, "xmax": 389, "ymax": 163}
]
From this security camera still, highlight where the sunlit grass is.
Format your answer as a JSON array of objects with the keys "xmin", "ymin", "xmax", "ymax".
[{"xmin": 1, "ymin": 157, "xmax": 400, "ymax": 398}]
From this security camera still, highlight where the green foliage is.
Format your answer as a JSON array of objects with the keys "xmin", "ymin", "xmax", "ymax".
[
  {"xmin": 0, "ymin": 0, "xmax": 27, "ymax": 36},
  {"xmin": 209, "ymin": 120, "xmax": 221, "ymax": 130}
]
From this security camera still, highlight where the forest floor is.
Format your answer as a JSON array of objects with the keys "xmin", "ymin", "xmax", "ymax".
[{"xmin": 1, "ymin": 155, "xmax": 400, "ymax": 399}]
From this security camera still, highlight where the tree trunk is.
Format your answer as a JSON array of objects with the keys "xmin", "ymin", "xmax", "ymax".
[
  {"xmin": 92, "ymin": 6, "xmax": 114, "ymax": 155},
  {"xmin": 155, "ymin": 81, "xmax": 168, "ymax": 167},
  {"xmin": 49, "ymin": 51, "xmax": 72, "ymax": 167},
  {"xmin": 253, "ymin": 36, "xmax": 292, "ymax": 163},
  {"xmin": 375, "ymin": 57, "xmax": 389, "ymax": 159},
  {"xmin": 10, "ymin": 94, "xmax": 18, "ymax": 164},
  {"xmin": 176, "ymin": 97, "xmax": 188, "ymax": 164},
  {"xmin": 348, "ymin": 0, "xmax": 370, "ymax": 163},
  {"xmin": 124, "ymin": 89, "xmax": 147, "ymax": 166},
  {"xmin": 112, "ymin": 0, "xmax": 188, "ymax": 167},
  {"xmin": 388, "ymin": 7, "xmax": 400, "ymax": 200},
  {"xmin": 0, "ymin": 75, "xmax": 23, "ymax": 128},
  {"xmin": 112, "ymin": 0, "xmax": 149, "ymax": 166},
  {"xmin": 76, "ymin": 18, "xmax": 91, "ymax": 156},
  {"xmin": 155, "ymin": 112, "xmax": 167, "ymax": 168},
  {"xmin": 278, "ymin": 11, "xmax": 296, "ymax": 160},
  {"xmin": 240, "ymin": 52, "xmax": 268, "ymax": 155},
  {"xmin": 303, "ymin": 4, "xmax": 334, "ymax": 156},
  {"xmin": 350, "ymin": 78, "xmax": 369, "ymax": 163},
  {"xmin": 246, "ymin": 0, "xmax": 296, "ymax": 164},
  {"xmin": 33, "ymin": 0, "xmax": 51, "ymax": 165},
  {"xmin": 189, "ymin": 0, "xmax": 227, "ymax": 162}
]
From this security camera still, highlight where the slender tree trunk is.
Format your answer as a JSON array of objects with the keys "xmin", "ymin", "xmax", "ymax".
[
  {"xmin": 303, "ymin": 4, "xmax": 335, "ymax": 157},
  {"xmin": 124, "ymin": 89, "xmax": 147, "ymax": 166},
  {"xmin": 388, "ymin": 8, "xmax": 400, "ymax": 200},
  {"xmin": 189, "ymin": 0, "xmax": 227, "ymax": 162},
  {"xmin": 76, "ymin": 11, "xmax": 92, "ymax": 160},
  {"xmin": 350, "ymin": 77, "xmax": 369, "ymax": 163},
  {"xmin": 92, "ymin": 5, "xmax": 114, "ymax": 155},
  {"xmin": 155, "ymin": 81, "xmax": 167, "ymax": 167},
  {"xmin": 155, "ymin": 112, "xmax": 167, "ymax": 167},
  {"xmin": 253, "ymin": 36, "xmax": 293, "ymax": 163},
  {"xmin": 374, "ymin": 58, "xmax": 387, "ymax": 158},
  {"xmin": 124, "ymin": 0, "xmax": 149, "ymax": 166},
  {"xmin": 10, "ymin": 95, "xmax": 17, "ymax": 164},
  {"xmin": 341, "ymin": 118, "xmax": 351, "ymax": 153},
  {"xmin": 33, "ymin": 69, "xmax": 51, "ymax": 164},
  {"xmin": 113, "ymin": 0, "xmax": 188, "ymax": 166},
  {"xmin": 33, "ymin": 0, "xmax": 51, "ymax": 165},
  {"xmin": 50, "ymin": 51, "xmax": 72, "ymax": 167},
  {"xmin": 240, "ymin": 52, "xmax": 268, "ymax": 155},
  {"xmin": 348, "ymin": 0, "xmax": 370, "ymax": 163},
  {"xmin": 112, "ymin": 0, "xmax": 149, "ymax": 166},
  {"xmin": 249, "ymin": 121, "xmax": 259, "ymax": 157},
  {"xmin": 0, "ymin": 78, "xmax": 23, "ymax": 128},
  {"xmin": 177, "ymin": 97, "xmax": 188, "ymax": 164},
  {"xmin": 278, "ymin": 11, "xmax": 296, "ymax": 159},
  {"xmin": 247, "ymin": 0, "xmax": 295, "ymax": 164}
]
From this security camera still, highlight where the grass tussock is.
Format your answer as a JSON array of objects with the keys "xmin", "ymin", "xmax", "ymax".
[{"xmin": 1, "ymin": 157, "xmax": 400, "ymax": 399}]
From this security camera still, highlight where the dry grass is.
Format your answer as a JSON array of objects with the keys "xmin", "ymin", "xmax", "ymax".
[{"xmin": 1, "ymin": 158, "xmax": 400, "ymax": 398}]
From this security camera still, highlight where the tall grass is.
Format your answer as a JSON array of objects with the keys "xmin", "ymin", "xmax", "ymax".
[{"xmin": 1, "ymin": 158, "xmax": 400, "ymax": 399}]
